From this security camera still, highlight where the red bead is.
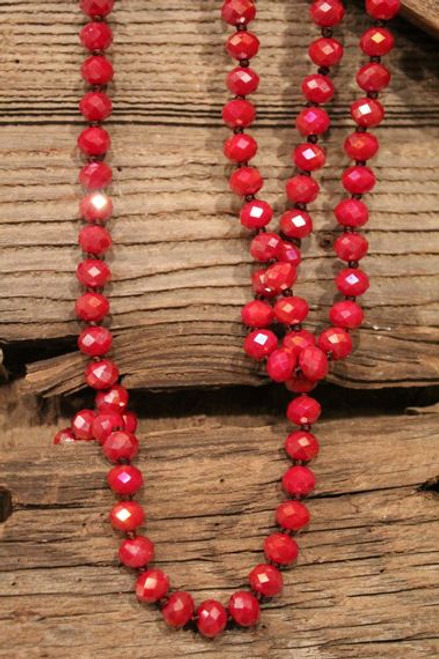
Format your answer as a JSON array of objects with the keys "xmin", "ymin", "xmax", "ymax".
[
  {"xmin": 285, "ymin": 373, "xmax": 317, "ymax": 394},
  {"xmin": 119, "ymin": 536, "xmax": 155, "ymax": 569},
  {"xmin": 85, "ymin": 359, "xmax": 119, "ymax": 390},
  {"xmin": 335, "ymin": 198, "xmax": 369, "ymax": 228},
  {"xmin": 80, "ymin": 193, "xmax": 113, "ymax": 222},
  {"xmin": 244, "ymin": 329, "xmax": 277, "ymax": 360},
  {"xmin": 241, "ymin": 300, "xmax": 274, "ymax": 328},
  {"xmin": 53, "ymin": 427, "xmax": 77, "ymax": 445},
  {"xmin": 77, "ymin": 259, "xmax": 111, "ymax": 288},
  {"xmin": 360, "ymin": 27, "xmax": 395, "ymax": 57},
  {"xmin": 226, "ymin": 67, "xmax": 260, "ymax": 95},
  {"xmin": 162, "ymin": 592, "xmax": 195, "ymax": 629},
  {"xmin": 286, "ymin": 175, "xmax": 319, "ymax": 204},
  {"xmin": 318, "ymin": 327, "xmax": 353, "ymax": 359},
  {"xmin": 250, "ymin": 232, "xmax": 282, "ymax": 262},
  {"xmin": 299, "ymin": 346, "xmax": 328, "ymax": 381},
  {"xmin": 308, "ymin": 38, "xmax": 343, "ymax": 67},
  {"xmin": 196, "ymin": 600, "xmax": 228, "ymax": 638},
  {"xmin": 342, "ymin": 166, "xmax": 376, "ymax": 195},
  {"xmin": 310, "ymin": 0, "xmax": 345, "ymax": 26},
  {"xmin": 72, "ymin": 409, "xmax": 96, "ymax": 440},
  {"xmin": 230, "ymin": 167, "xmax": 263, "ymax": 196},
  {"xmin": 79, "ymin": 92, "xmax": 112, "ymax": 122},
  {"xmin": 287, "ymin": 395, "xmax": 321, "ymax": 425},
  {"xmin": 79, "ymin": 162, "xmax": 112, "ymax": 190},
  {"xmin": 264, "ymin": 262, "xmax": 297, "ymax": 295},
  {"xmin": 266, "ymin": 349, "xmax": 296, "ymax": 382},
  {"xmin": 78, "ymin": 326, "xmax": 113, "ymax": 357},
  {"xmin": 92, "ymin": 412, "xmax": 124, "ymax": 443},
  {"xmin": 79, "ymin": 225, "xmax": 112, "ymax": 255},
  {"xmin": 336, "ymin": 267, "xmax": 370, "ymax": 296},
  {"xmin": 334, "ymin": 233, "xmax": 369, "ymax": 261},
  {"xmin": 351, "ymin": 98, "xmax": 385, "ymax": 128},
  {"xmin": 274, "ymin": 296, "xmax": 309, "ymax": 325},
  {"xmin": 222, "ymin": 99, "xmax": 255, "ymax": 128},
  {"xmin": 280, "ymin": 209, "xmax": 313, "ymax": 239},
  {"xmin": 282, "ymin": 465, "xmax": 316, "ymax": 497},
  {"xmin": 248, "ymin": 564, "xmax": 283, "ymax": 597},
  {"xmin": 356, "ymin": 63, "xmax": 391, "ymax": 92},
  {"xmin": 366, "ymin": 0, "xmax": 400, "ymax": 19},
  {"xmin": 277, "ymin": 241, "xmax": 302, "ymax": 268},
  {"xmin": 240, "ymin": 199, "xmax": 273, "ymax": 229},
  {"xmin": 294, "ymin": 143, "xmax": 326, "ymax": 171},
  {"xmin": 102, "ymin": 430, "xmax": 138, "ymax": 463},
  {"xmin": 285, "ymin": 430, "xmax": 320, "ymax": 461},
  {"xmin": 228, "ymin": 591, "xmax": 260, "ymax": 627},
  {"xmin": 276, "ymin": 500, "xmax": 310, "ymax": 531},
  {"xmin": 81, "ymin": 55, "xmax": 114, "ymax": 85},
  {"xmin": 283, "ymin": 329, "xmax": 316, "ymax": 357},
  {"xmin": 301, "ymin": 74, "xmax": 334, "ymax": 103},
  {"xmin": 344, "ymin": 132, "xmax": 379, "ymax": 161},
  {"xmin": 107, "ymin": 465, "xmax": 144, "ymax": 495},
  {"xmin": 110, "ymin": 501, "xmax": 145, "ymax": 532},
  {"xmin": 226, "ymin": 30, "xmax": 260, "ymax": 60},
  {"xmin": 80, "ymin": 0, "xmax": 114, "ymax": 17},
  {"xmin": 264, "ymin": 532, "xmax": 299, "ymax": 565},
  {"xmin": 136, "ymin": 569, "xmax": 170, "ymax": 604},
  {"xmin": 296, "ymin": 107, "xmax": 330, "ymax": 136},
  {"xmin": 123, "ymin": 411, "xmax": 138, "ymax": 434},
  {"xmin": 221, "ymin": 0, "xmax": 256, "ymax": 25},
  {"xmin": 75, "ymin": 292, "xmax": 109, "ymax": 322},
  {"xmin": 96, "ymin": 385, "xmax": 129, "ymax": 413},
  {"xmin": 224, "ymin": 133, "xmax": 257, "ymax": 163},
  {"xmin": 77, "ymin": 126, "xmax": 111, "ymax": 157},
  {"xmin": 329, "ymin": 300, "xmax": 364, "ymax": 329},
  {"xmin": 79, "ymin": 22, "xmax": 113, "ymax": 51}
]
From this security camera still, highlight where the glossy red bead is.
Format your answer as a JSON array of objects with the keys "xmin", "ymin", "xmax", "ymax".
[
  {"xmin": 78, "ymin": 326, "xmax": 113, "ymax": 357},
  {"xmin": 85, "ymin": 359, "xmax": 119, "ymax": 390},
  {"xmin": 301, "ymin": 73, "xmax": 335, "ymax": 103},
  {"xmin": 336, "ymin": 267, "xmax": 370, "ymax": 296},
  {"xmin": 334, "ymin": 233, "xmax": 369, "ymax": 261},
  {"xmin": 123, "ymin": 411, "xmax": 138, "ymax": 434},
  {"xmin": 264, "ymin": 262, "xmax": 297, "ymax": 295},
  {"xmin": 276, "ymin": 500, "xmax": 310, "ymax": 531},
  {"xmin": 75, "ymin": 292, "xmax": 109, "ymax": 322},
  {"xmin": 226, "ymin": 66, "xmax": 260, "ymax": 95},
  {"xmin": 334, "ymin": 198, "xmax": 369, "ymax": 228},
  {"xmin": 72, "ymin": 409, "xmax": 96, "ymax": 441},
  {"xmin": 79, "ymin": 91, "xmax": 112, "ymax": 121},
  {"xmin": 224, "ymin": 133, "xmax": 257, "ymax": 163},
  {"xmin": 286, "ymin": 175, "xmax": 320, "ymax": 204},
  {"xmin": 344, "ymin": 132, "xmax": 379, "ymax": 161},
  {"xmin": 299, "ymin": 346, "xmax": 328, "ymax": 381},
  {"xmin": 222, "ymin": 99, "xmax": 255, "ymax": 128},
  {"xmin": 118, "ymin": 536, "xmax": 155, "ymax": 569},
  {"xmin": 228, "ymin": 591, "xmax": 260, "ymax": 627},
  {"xmin": 76, "ymin": 259, "xmax": 111, "ymax": 288},
  {"xmin": 280, "ymin": 209, "xmax": 313, "ymax": 239},
  {"xmin": 96, "ymin": 385, "xmax": 129, "ymax": 413},
  {"xmin": 136, "ymin": 569, "xmax": 170, "ymax": 604},
  {"xmin": 92, "ymin": 412, "xmax": 124, "ymax": 443},
  {"xmin": 102, "ymin": 430, "xmax": 139, "ymax": 463},
  {"xmin": 366, "ymin": 0, "xmax": 401, "ymax": 19},
  {"xmin": 351, "ymin": 98, "xmax": 385, "ymax": 128},
  {"xmin": 81, "ymin": 55, "xmax": 114, "ymax": 85},
  {"xmin": 342, "ymin": 166, "xmax": 376, "ymax": 194},
  {"xmin": 266, "ymin": 349, "xmax": 296, "ymax": 383},
  {"xmin": 310, "ymin": 0, "xmax": 345, "ymax": 26},
  {"xmin": 196, "ymin": 600, "xmax": 228, "ymax": 638},
  {"xmin": 80, "ymin": 0, "xmax": 114, "ymax": 17},
  {"xmin": 80, "ymin": 193, "xmax": 113, "ymax": 222},
  {"xmin": 77, "ymin": 126, "xmax": 111, "ymax": 157},
  {"xmin": 244, "ymin": 329, "xmax": 277, "ymax": 360},
  {"xmin": 226, "ymin": 30, "xmax": 260, "ymax": 60},
  {"xmin": 53, "ymin": 427, "xmax": 77, "ymax": 445},
  {"xmin": 79, "ymin": 21, "xmax": 113, "ymax": 51},
  {"xmin": 250, "ymin": 232, "xmax": 282, "ymax": 262},
  {"xmin": 294, "ymin": 143, "xmax": 326, "ymax": 171},
  {"xmin": 308, "ymin": 37, "xmax": 343, "ymax": 67},
  {"xmin": 360, "ymin": 27, "xmax": 395, "ymax": 57},
  {"xmin": 248, "ymin": 564, "xmax": 283, "ymax": 597},
  {"xmin": 318, "ymin": 327, "xmax": 353, "ymax": 359},
  {"xmin": 285, "ymin": 373, "xmax": 317, "ymax": 394},
  {"xmin": 329, "ymin": 300, "xmax": 364, "ymax": 329},
  {"xmin": 277, "ymin": 241, "xmax": 302, "ymax": 268},
  {"xmin": 282, "ymin": 465, "xmax": 316, "ymax": 497},
  {"xmin": 296, "ymin": 107, "xmax": 330, "ymax": 136},
  {"xmin": 79, "ymin": 225, "xmax": 112, "ymax": 255},
  {"xmin": 356, "ymin": 63, "xmax": 391, "ymax": 92},
  {"xmin": 107, "ymin": 465, "xmax": 144, "ymax": 495},
  {"xmin": 110, "ymin": 500, "xmax": 145, "ymax": 532},
  {"xmin": 287, "ymin": 395, "xmax": 321, "ymax": 425},
  {"xmin": 221, "ymin": 0, "xmax": 256, "ymax": 25},
  {"xmin": 230, "ymin": 166, "xmax": 263, "ymax": 196},
  {"xmin": 241, "ymin": 300, "xmax": 274, "ymax": 328},
  {"xmin": 283, "ymin": 329, "xmax": 316, "ymax": 357},
  {"xmin": 79, "ymin": 162, "xmax": 112, "ymax": 190},
  {"xmin": 264, "ymin": 532, "xmax": 299, "ymax": 565},
  {"xmin": 274, "ymin": 296, "xmax": 309, "ymax": 325},
  {"xmin": 162, "ymin": 592, "xmax": 195, "ymax": 629},
  {"xmin": 285, "ymin": 430, "xmax": 320, "ymax": 461},
  {"xmin": 240, "ymin": 199, "xmax": 273, "ymax": 229}
]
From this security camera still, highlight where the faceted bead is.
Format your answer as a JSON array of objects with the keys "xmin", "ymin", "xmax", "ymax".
[
  {"xmin": 329, "ymin": 300, "xmax": 364, "ymax": 329},
  {"xmin": 344, "ymin": 132, "xmax": 379, "ymax": 161},
  {"xmin": 294, "ymin": 143, "xmax": 326, "ymax": 171},
  {"xmin": 276, "ymin": 500, "xmax": 310, "ymax": 531},
  {"xmin": 308, "ymin": 38, "xmax": 343, "ymax": 67},
  {"xmin": 230, "ymin": 166, "xmax": 263, "ymax": 196},
  {"xmin": 81, "ymin": 55, "xmax": 114, "ymax": 85},
  {"xmin": 77, "ymin": 126, "xmax": 111, "ymax": 157},
  {"xmin": 80, "ymin": 0, "xmax": 114, "ymax": 17},
  {"xmin": 287, "ymin": 395, "xmax": 321, "ymax": 425},
  {"xmin": 228, "ymin": 591, "xmax": 260, "ymax": 627},
  {"xmin": 360, "ymin": 27, "xmax": 395, "ymax": 57},
  {"xmin": 102, "ymin": 430, "xmax": 139, "ymax": 463},
  {"xmin": 356, "ymin": 63, "xmax": 391, "ymax": 92},
  {"xmin": 336, "ymin": 267, "xmax": 370, "ymax": 296},
  {"xmin": 162, "ymin": 592, "xmax": 195, "ymax": 629},
  {"xmin": 277, "ymin": 241, "xmax": 302, "ymax": 268},
  {"xmin": 53, "ymin": 427, "xmax": 77, "ymax": 445},
  {"xmin": 250, "ymin": 232, "xmax": 282, "ymax": 262},
  {"xmin": 224, "ymin": 133, "xmax": 257, "ymax": 163},
  {"xmin": 264, "ymin": 532, "xmax": 299, "ymax": 565},
  {"xmin": 110, "ymin": 501, "xmax": 145, "ymax": 532},
  {"xmin": 274, "ymin": 296, "xmax": 309, "ymax": 325},
  {"xmin": 123, "ymin": 412, "xmax": 138, "ymax": 434},
  {"xmin": 342, "ymin": 166, "xmax": 376, "ymax": 195},
  {"xmin": 85, "ymin": 359, "xmax": 119, "ymax": 389},
  {"xmin": 222, "ymin": 99, "xmax": 255, "ymax": 128},
  {"xmin": 96, "ymin": 385, "xmax": 129, "ymax": 413},
  {"xmin": 334, "ymin": 233, "xmax": 369, "ymax": 261},
  {"xmin": 334, "ymin": 198, "xmax": 369, "ymax": 228},
  {"xmin": 280, "ymin": 209, "xmax": 313, "ymax": 239},
  {"xmin": 282, "ymin": 465, "xmax": 316, "ymax": 497},
  {"xmin": 285, "ymin": 373, "xmax": 317, "ymax": 394},
  {"xmin": 80, "ymin": 192, "xmax": 113, "ymax": 222},
  {"xmin": 79, "ymin": 91, "xmax": 112, "ymax": 121},
  {"xmin": 79, "ymin": 162, "xmax": 112, "ymax": 190},
  {"xmin": 283, "ymin": 329, "xmax": 316, "ymax": 358},
  {"xmin": 72, "ymin": 409, "xmax": 96, "ymax": 441},
  {"xmin": 107, "ymin": 464, "xmax": 144, "ymax": 495},
  {"xmin": 351, "ymin": 98, "xmax": 385, "ymax": 128},
  {"xmin": 136, "ymin": 569, "xmax": 170, "ymax": 604},
  {"xmin": 92, "ymin": 411, "xmax": 124, "ymax": 443},
  {"xmin": 286, "ymin": 175, "xmax": 319, "ymax": 204},
  {"xmin": 244, "ymin": 329, "xmax": 277, "ymax": 360},
  {"xmin": 285, "ymin": 430, "xmax": 320, "ymax": 461},
  {"xmin": 366, "ymin": 0, "xmax": 401, "ymax": 20},
  {"xmin": 240, "ymin": 199, "xmax": 273, "ymax": 229},
  {"xmin": 241, "ymin": 300, "xmax": 274, "ymax": 328},
  {"xmin": 76, "ymin": 259, "xmax": 111, "ymax": 288},
  {"xmin": 221, "ymin": 0, "xmax": 257, "ymax": 25},
  {"xmin": 318, "ymin": 327, "xmax": 353, "ymax": 359},
  {"xmin": 264, "ymin": 262, "xmax": 297, "ymax": 295},
  {"xmin": 78, "ymin": 326, "xmax": 113, "ymax": 357},
  {"xmin": 79, "ymin": 21, "xmax": 113, "ymax": 51},
  {"xmin": 75, "ymin": 292, "xmax": 109, "ymax": 322},
  {"xmin": 301, "ymin": 74, "xmax": 334, "ymax": 104},
  {"xmin": 119, "ymin": 536, "xmax": 155, "ymax": 568},
  {"xmin": 226, "ymin": 30, "xmax": 260, "ymax": 60},
  {"xmin": 196, "ymin": 600, "xmax": 228, "ymax": 638},
  {"xmin": 248, "ymin": 564, "xmax": 283, "ymax": 597},
  {"xmin": 310, "ymin": 0, "xmax": 345, "ymax": 26},
  {"xmin": 266, "ymin": 349, "xmax": 296, "ymax": 383},
  {"xmin": 79, "ymin": 225, "xmax": 112, "ymax": 255},
  {"xmin": 296, "ymin": 107, "xmax": 330, "ymax": 136},
  {"xmin": 252, "ymin": 268, "xmax": 273, "ymax": 298},
  {"xmin": 299, "ymin": 346, "xmax": 328, "ymax": 381},
  {"xmin": 226, "ymin": 67, "xmax": 260, "ymax": 95}
]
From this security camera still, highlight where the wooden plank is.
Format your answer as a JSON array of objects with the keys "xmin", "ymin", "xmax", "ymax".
[{"xmin": 401, "ymin": 0, "xmax": 439, "ymax": 38}]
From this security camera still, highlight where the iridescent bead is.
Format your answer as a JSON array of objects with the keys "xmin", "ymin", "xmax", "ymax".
[{"xmin": 110, "ymin": 501, "xmax": 145, "ymax": 532}]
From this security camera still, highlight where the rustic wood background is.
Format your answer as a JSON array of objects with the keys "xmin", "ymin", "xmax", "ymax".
[{"xmin": 0, "ymin": 1, "xmax": 438, "ymax": 658}]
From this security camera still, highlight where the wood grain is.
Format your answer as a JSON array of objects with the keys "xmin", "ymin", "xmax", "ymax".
[{"xmin": 401, "ymin": 0, "xmax": 439, "ymax": 38}]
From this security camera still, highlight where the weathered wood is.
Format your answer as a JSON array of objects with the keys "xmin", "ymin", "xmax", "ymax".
[{"xmin": 401, "ymin": 0, "xmax": 439, "ymax": 37}]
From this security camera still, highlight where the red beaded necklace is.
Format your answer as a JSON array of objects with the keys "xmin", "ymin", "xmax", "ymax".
[{"xmin": 53, "ymin": 0, "xmax": 401, "ymax": 639}]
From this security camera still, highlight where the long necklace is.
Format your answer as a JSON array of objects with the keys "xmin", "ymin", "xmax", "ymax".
[{"xmin": 53, "ymin": 0, "xmax": 400, "ymax": 639}]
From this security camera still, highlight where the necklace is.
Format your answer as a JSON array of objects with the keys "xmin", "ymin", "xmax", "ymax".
[{"xmin": 53, "ymin": 0, "xmax": 401, "ymax": 639}]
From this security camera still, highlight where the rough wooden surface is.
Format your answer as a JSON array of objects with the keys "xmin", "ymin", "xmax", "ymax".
[
  {"xmin": 401, "ymin": 0, "xmax": 439, "ymax": 37},
  {"xmin": 0, "ymin": 2, "xmax": 438, "ymax": 392}
]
